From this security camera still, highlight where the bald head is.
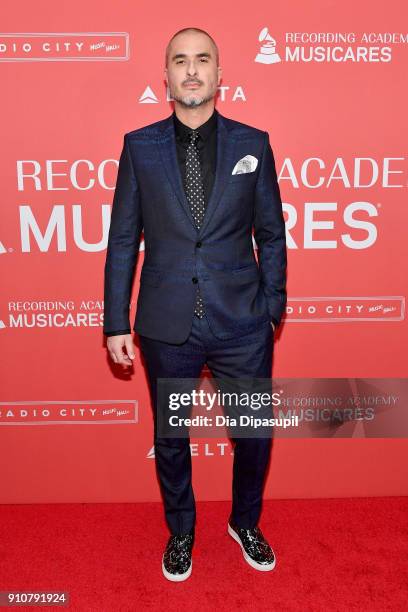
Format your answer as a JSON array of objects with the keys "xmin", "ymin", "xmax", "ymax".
[{"xmin": 165, "ymin": 27, "xmax": 219, "ymax": 67}]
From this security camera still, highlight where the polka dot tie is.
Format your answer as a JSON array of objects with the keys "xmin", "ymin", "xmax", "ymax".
[{"xmin": 185, "ymin": 129, "xmax": 206, "ymax": 318}]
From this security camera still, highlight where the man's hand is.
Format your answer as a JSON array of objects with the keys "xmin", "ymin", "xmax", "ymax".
[{"xmin": 107, "ymin": 334, "xmax": 135, "ymax": 368}]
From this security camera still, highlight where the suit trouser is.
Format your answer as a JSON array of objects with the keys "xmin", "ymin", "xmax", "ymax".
[{"xmin": 139, "ymin": 313, "xmax": 273, "ymax": 535}]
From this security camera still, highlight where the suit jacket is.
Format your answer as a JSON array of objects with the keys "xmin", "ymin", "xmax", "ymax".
[{"xmin": 103, "ymin": 110, "xmax": 287, "ymax": 344}]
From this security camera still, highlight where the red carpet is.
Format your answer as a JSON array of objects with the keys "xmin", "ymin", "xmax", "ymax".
[{"xmin": 1, "ymin": 497, "xmax": 407, "ymax": 611}]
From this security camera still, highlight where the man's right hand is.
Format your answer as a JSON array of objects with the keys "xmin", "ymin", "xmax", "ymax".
[{"xmin": 107, "ymin": 334, "xmax": 135, "ymax": 368}]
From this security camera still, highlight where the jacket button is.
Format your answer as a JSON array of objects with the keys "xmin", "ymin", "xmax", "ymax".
[
  {"xmin": 192, "ymin": 277, "xmax": 198, "ymax": 283},
  {"xmin": 196, "ymin": 241, "xmax": 202, "ymax": 248}
]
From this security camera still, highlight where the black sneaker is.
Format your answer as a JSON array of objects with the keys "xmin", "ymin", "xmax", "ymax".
[
  {"xmin": 228, "ymin": 519, "xmax": 276, "ymax": 571},
  {"xmin": 162, "ymin": 532, "xmax": 194, "ymax": 582}
]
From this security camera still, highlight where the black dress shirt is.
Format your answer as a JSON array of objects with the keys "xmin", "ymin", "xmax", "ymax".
[{"xmin": 173, "ymin": 107, "xmax": 217, "ymax": 205}]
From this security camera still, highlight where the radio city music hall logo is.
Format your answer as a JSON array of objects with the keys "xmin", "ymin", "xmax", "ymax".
[
  {"xmin": 0, "ymin": 32, "xmax": 129, "ymax": 61},
  {"xmin": 0, "ymin": 400, "xmax": 138, "ymax": 424},
  {"xmin": 286, "ymin": 297, "xmax": 405, "ymax": 322}
]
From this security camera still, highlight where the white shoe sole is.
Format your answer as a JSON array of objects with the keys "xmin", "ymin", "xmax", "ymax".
[
  {"xmin": 162, "ymin": 556, "xmax": 192, "ymax": 582},
  {"xmin": 227, "ymin": 523, "xmax": 276, "ymax": 571}
]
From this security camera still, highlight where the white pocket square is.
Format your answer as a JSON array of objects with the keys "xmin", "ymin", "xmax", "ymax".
[{"xmin": 231, "ymin": 155, "xmax": 258, "ymax": 175}]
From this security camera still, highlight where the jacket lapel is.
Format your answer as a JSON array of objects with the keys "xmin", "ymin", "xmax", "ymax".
[{"xmin": 158, "ymin": 110, "xmax": 237, "ymax": 235}]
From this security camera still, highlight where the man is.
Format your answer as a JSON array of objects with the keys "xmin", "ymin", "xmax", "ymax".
[{"xmin": 103, "ymin": 27, "xmax": 287, "ymax": 581}]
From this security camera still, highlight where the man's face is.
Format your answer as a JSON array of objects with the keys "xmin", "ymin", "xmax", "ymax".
[{"xmin": 165, "ymin": 32, "xmax": 222, "ymax": 108}]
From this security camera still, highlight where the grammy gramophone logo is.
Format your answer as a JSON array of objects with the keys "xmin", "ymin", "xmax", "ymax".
[{"xmin": 255, "ymin": 27, "xmax": 281, "ymax": 64}]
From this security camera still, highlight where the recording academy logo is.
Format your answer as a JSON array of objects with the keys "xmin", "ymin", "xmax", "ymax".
[
  {"xmin": 255, "ymin": 26, "xmax": 408, "ymax": 64},
  {"xmin": 2, "ymin": 299, "xmax": 106, "ymax": 331},
  {"xmin": 0, "ymin": 32, "xmax": 129, "ymax": 61},
  {"xmin": 255, "ymin": 27, "xmax": 282, "ymax": 64}
]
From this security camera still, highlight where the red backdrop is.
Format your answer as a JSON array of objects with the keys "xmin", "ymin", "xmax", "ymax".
[{"xmin": 1, "ymin": 0, "xmax": 407, "ymax": 503}]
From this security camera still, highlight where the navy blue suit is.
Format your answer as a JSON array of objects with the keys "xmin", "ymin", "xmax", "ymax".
[
  {"xmin": 103, "ymin": 110, "xmax": 287, "ymax": 342},
  {"xmin": 103, "ymin": 110, "xmax": 287, "ymax": 535}
]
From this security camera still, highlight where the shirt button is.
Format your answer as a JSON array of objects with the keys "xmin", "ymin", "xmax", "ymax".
[
  {"xmin": 196, "ymin": 241, "xmax": 202, "ymax": 248},
  {"xmin": 192, "ymin": 277, "xmax": 198, "ymax": 284}
]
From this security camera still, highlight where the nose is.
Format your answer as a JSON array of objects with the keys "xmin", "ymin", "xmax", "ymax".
[{"xmin": 186, "ymin": 61, "xmax": 198, "ymax": 76}]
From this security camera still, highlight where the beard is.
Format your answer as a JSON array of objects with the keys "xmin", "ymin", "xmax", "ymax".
[{"xmin": 170, "ymin": 84, "xmax": 217, "ymax": 108}]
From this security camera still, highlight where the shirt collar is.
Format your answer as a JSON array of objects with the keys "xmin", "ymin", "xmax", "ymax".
[{"xmin": 173, "ymin": 108, "xmax": 218, "ymax": 143}]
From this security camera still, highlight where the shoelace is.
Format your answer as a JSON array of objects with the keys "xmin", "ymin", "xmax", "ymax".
[
  {"xmin": 237, "ymin": 526, "xmax": 272, "ymax": 552},
  {"xmin": 169, "ymin": 534, "xmax": 193, "ymax": 549}
]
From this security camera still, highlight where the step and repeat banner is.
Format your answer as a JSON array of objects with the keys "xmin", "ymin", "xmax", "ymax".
[{"xmin": 1, "ymin": 1, "xmax": 407, "ymax": 503}]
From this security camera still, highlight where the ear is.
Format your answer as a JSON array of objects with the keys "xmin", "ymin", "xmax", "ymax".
[{"xmin": 217, "ymin": 66, "xmax": 222, "ymax": 85}]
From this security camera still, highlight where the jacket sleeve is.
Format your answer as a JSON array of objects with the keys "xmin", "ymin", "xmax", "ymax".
[
  {"xmin": 103, "ymin": 133, "xmax": 143, "ymax": 336},
  {"xmin": 253, "ymin": 131, "xmax": 287, "ymax": 327}
]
